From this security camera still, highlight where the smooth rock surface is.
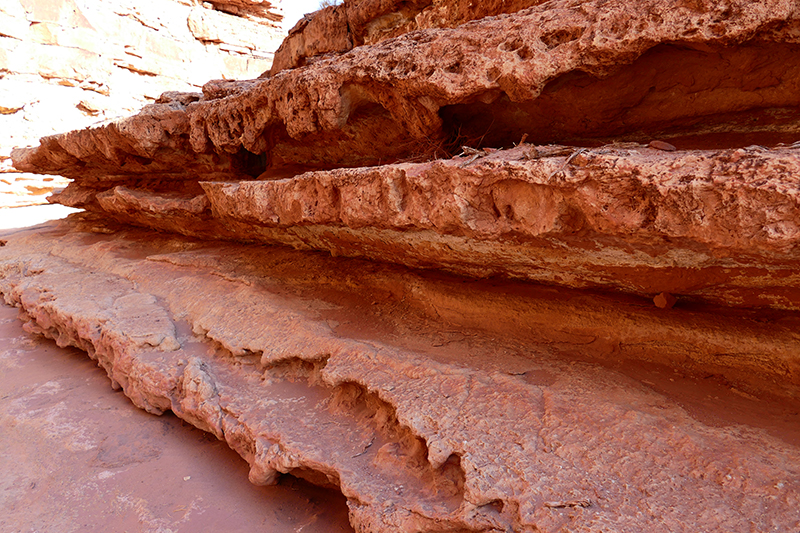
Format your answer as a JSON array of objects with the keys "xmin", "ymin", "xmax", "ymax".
[{"xmin": 0, "ymin": 216, "xmax": 798, "ymax": 532}]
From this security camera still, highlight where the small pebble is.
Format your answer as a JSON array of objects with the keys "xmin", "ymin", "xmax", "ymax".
[
  {"xmin": 653, "ymin": 292, "xmax": 677, "ymax": 309},
  {"xmin": 649, "ymin": 140, "xmax": 677, "ymax": 152}
]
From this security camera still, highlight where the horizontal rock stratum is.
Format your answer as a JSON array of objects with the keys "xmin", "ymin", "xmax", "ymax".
[
  {"xmin": 1, "ymin": 218, "xmax": 799, "ymax": 532},
  {"xmin": 11, "ymin": 0, "xmax": 800, "ymax": 309},
  {"xmin": 14, "ymin": 0, "xmax": 800, "ymax": 177},
  {"xmin": 43, "ymin": 143, "xmax": 800, "ymax": 309},
  {"xmin": 0, "ymin": 0, "xmax": 285, "ymax": 206},
  {"xmin": 4, "ymin": 0, "xmax": 800, "ymax": 531}
]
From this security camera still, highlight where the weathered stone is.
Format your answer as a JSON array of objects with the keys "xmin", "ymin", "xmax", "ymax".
[
  {"xmin": 270, "ymin": 0, "xmax": 548, "ymax": 74},
  {"xmin": 11, "ymin": 0, "xmax": 800, "ymax": 308},
  {"xmin": 0, "ymin": 218, "xmax": 798, "ymax": 532},
  {"xmin": 188, "ymin": 6, "xmax": 284, "ymax": 54},
  {"xmin": 33, "ymin": 142, "xmax": 800, "ymax": 310},
  {"xmin": 0, "ymin": 300, "xmax": 353, "ymax": 532},
  {"xmin": 1, "ymin": 0, "xmax": 286, "ymax": 206},
  {"xmin": 15, "ymin": 0, "xmax": 800, "ymax": 180},
  {"xmin": 206, "ymin": 0, "xmax": 284, "ymax": 22},
  {"xmin": 5, "ymin": 2, "xmax": 800, "ymax": 530}
]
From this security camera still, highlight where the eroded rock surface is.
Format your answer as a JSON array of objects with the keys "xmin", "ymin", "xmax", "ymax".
[
  {"xmin": 43, "ymin": 143, "xmax": 800, "ymax": 309},
  {"xmin": 5, "ymin": 2, "xmax": 800, "ymax": 530},
  {"xmin": 14, "ymin": 0, "xmax": 800, "ymax": 179},
  {"xmin": 269, "ymin": 0, "xmax": 547, "ymax": 74},
  {"xmin": 1, "ymin": 0, "xmax": 285, "ymax": 206},
  {"xmin": 10, "ymin": 0, "xmax": 800, "ymax": 308},
  {"xmin": 0, "ymin": 303, "xmax": 353, "ymax": 532},
  {"xmin": 1, "ymin": 217, "xmax": 798, "ymax": 532}
]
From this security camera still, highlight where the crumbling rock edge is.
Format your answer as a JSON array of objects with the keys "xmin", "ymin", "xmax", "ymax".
[
  {"xmin": 0, "ymin": 220, "xmax": 798, "ymax": 532},
  {"xmin": 9, "ymin": 0, "xmax": 800, "ymax": 311},
  {"xmin": 269, "ymin": 0, "xmax": 549, "ymax": 74},
  {"xmin": 4, "ymin": 1, "xmax": 800, "ymax": 531},
  {"xmin": 52, "ymin": 144, "xmax": 800, "ymax": 310},
  {"xmin": 12, "ymin": 0, "xmax": 800, "ymax": 180}
]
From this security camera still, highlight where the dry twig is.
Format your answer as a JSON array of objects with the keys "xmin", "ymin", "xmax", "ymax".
[{"xmin": 544, "ymin": 498, "xmax": 592, "ymax": 509}]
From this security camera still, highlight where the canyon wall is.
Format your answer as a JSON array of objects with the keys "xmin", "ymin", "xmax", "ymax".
[
  {"xmin": 3, "ymin": 1, "xmax": 800, "ymax": 532},
  {"xmin": 13, "ymin": 0, "xmax": 800, "ymax": 309},
  {"xmin": 0, "ymin": 0, "xmax": 284, "ymax": 206}
]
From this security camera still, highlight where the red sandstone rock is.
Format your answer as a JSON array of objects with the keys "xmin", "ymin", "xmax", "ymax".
[
  {"xmin": 654, "ymin": 292, "xmax": 678, "ymax": 309},
  {"xmin": 0, "ymin": 0, "xmax": 284, "ymax": 206},
  {"xmin": 269, "ymin": 0, "xmax": 547, "ymax": 74},
  {"xmin": 13, "ymin": 0, "xmax": 800, "ymax": 180},
  {"xmin": 0, "ymin": 218, "xmax": 798, "ymax": 532},
  {"xmin": 0, "ymin": 303, "xmax": 352, "ymax": 532},
  {"xmin": 5, "ymin": 3, "xmax": 800, "ymax": 529},
  {"xmin": 44, "ymin": 143, "xmax": 800, "ymax": 310},
  {"xmin": 9, "ymin": 0, "xmax": 800, "ymax": 308}
]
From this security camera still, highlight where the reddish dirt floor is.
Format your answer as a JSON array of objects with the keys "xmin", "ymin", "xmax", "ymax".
[{"xmin": 0, "ymin": 303, "xmax": 354, "ymax": 533}]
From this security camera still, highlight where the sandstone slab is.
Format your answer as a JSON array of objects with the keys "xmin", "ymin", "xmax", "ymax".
[
  {"xmin": 1, "ymin": 0, "xmax": 285, "ymax": 207},
  {"xmin": 15, "ymin": 0, "xmax": 800, "ymax": 181},
  {"xmin": 38, "ymin": 143, "xmax": 800, "ymax": 310},
  {"xmin": 270, "ymin": 0, "xmax": 550, "ymax": 74},
  {"xmin": 11, "ymin": 0, "xmax": 800, "ymax": 308},
  {"xmin": 0, "ymin": 303, "xmax": 353, "ymax": 532},
  {"xmin": 0, "ymin": 217, "xmax": 798, "ymax": 532}
]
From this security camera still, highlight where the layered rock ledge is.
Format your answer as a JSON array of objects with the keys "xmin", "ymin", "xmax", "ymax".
[
  {"xmin": 14, "ymin": 0, "xmax": 800, "ymax": 179},
  {"xmin": 0, "ymin": 217, "xmax": 798, "ymax": 532},
  {"xmin": 0, "ymin": 0, "xmax": 285, "ymax": 206},
  {"xmin": 43, "ymin": 143, "xmax": 800, "ymax": 309},
  {"xmin": 4, "ymin": 1, "xmax": 800, "ymax": 530},
  {"xmin": 269, "ymin": 0, "xmax": 548, "ymax": 74},
  {"xmin": 11, "ymin": 0, "xmax": 800, "ymax": 308}
]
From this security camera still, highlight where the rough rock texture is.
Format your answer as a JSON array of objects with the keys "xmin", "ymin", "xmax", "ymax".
[
  {"xmin": 0, "ymin": 302, "xmax": 353, "ymax": 532},
  {"xmin": 11, "ymin": 0, "xmax": 800, "ymax": 308},
  {"xmin": 39, "ymin": 143, "xmax": 800, "ymax": 309},
  {"xmin": 5, "ymin": 2, "xmax": 800, "ymax": 531},
  {"xmin": 1, "ymin": 0, "xmax": 285, "ymax": 206},
  {"xmin": 1, "ymin": 217, "xmax": 799, "ymax": 533},
  {"xmin": 269, "ymin": 0, "xmax": 547, "ymax": 74},
  {"xmin": 16, "ymin": 0, "xmax": 800, "ymax": 180}
]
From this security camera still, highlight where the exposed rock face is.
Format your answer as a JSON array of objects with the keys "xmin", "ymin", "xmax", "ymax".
[
  {"xmin": 11, "ymin": 0, "xmax": 800, "ymax": 308},
  {"xmin": 0, "ymin": 302, "xmax": 353, "ymax": 532},
  {"xmin": 4, "ymin": 1, "xmax": 800, "ymax": 531},
  {"xmin": 40, "ymin": 143, "xmax": 800, "ymax": 309},
  {"xmin": 1, "ymin": 0, "xmax": 284, "ymax": 206},
  {"xmin": 16, "ymin": 0, "xmax": 800, "ymax": 180},
  {"xmin": 1, "ymin": 217, "xmax": 798, "ymax": 532},
  {"xmin": 269, "ymin": 0, "xmax": 547, "ymax": 74}
]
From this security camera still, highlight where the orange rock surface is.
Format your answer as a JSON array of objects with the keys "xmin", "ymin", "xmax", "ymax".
[
  {"xmin": 10, "ymin": 0, "xmax": 800, "ymax": 309},
  {"xmin": 3, "ymin": 0, "xmax": 800, "ymax": 531},
  {"xmin": 1, "ymin": 217, "xmax": 799, "ymax": 532}
]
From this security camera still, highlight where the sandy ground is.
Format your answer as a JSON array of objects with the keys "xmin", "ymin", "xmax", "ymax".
[{"xmin": 0, "ymin": 302, "xmax": 354, "ymax": 533}]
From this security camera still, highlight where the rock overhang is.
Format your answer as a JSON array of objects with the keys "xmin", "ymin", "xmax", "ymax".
[
  {"xmin": 3, "ymin": 1, "xmax": 800, "ymax": 531},
  {"xmin": 8, "ymin": 0, "xmax": 800, "ymax": 310}
]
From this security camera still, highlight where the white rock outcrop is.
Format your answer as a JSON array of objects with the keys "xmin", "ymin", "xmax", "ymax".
[{"xmin": 0, "ymin": 0, "xmax": 285, "ymax": 207}]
